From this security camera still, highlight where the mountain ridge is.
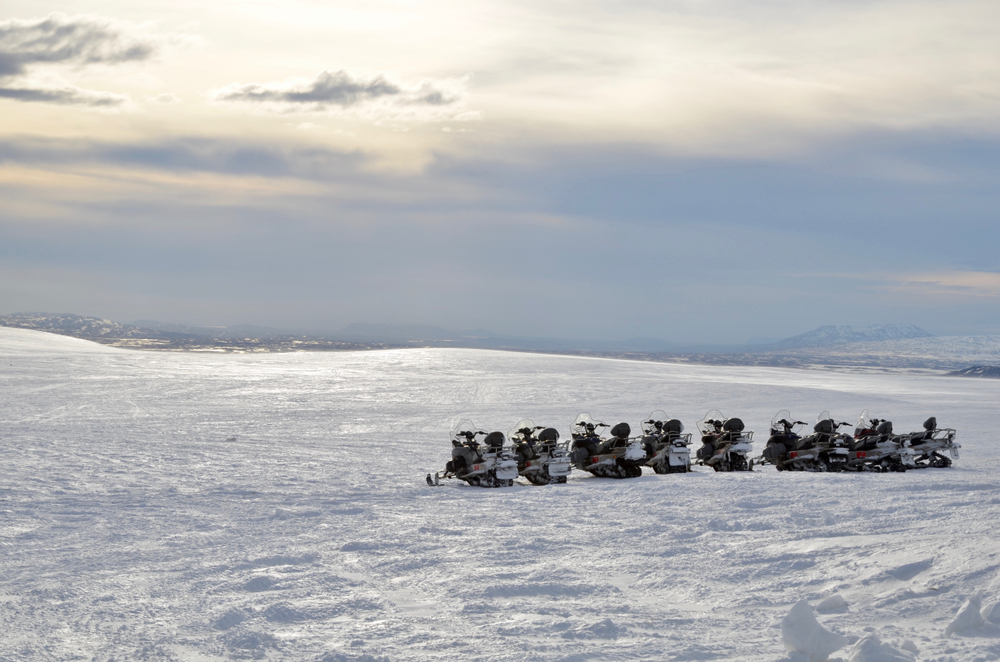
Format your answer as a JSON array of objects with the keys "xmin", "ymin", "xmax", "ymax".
[{"xmin": 773, "ymin": 324, "xmax": 932, "ymax": 349}]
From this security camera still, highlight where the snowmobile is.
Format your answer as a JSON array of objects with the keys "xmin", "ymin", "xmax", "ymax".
[
  {"xmin": 569, "ymin": 413, "xmax": 646, "ymax": 478},
  {"xmin": 508, "ymin": 419, "xmax": 572, "ymax": 484},
  {"xmin": 901, "ymin": 417, "xmax": 960, "ymax": 468},
  {"xmin": 695, "ymin": 410, "xmax": 754, "ymax": 471},
  {"xmin": 426, "ymin": 419, "xmax": 519, "ymax": 487},
  {"xmin": 640, "ymin": 410, "xmax": 692, "ymax": 474},
  {"xmin": 760, "ymin": 411, "xmax": 850, "ymax": 471},
  {"xmin": 847, "ymin": 410, "xmax": 915, "ymax": 472},
  {"xmin": 759, "ymin": 411, "xmax": 806, "ymax": 470}
]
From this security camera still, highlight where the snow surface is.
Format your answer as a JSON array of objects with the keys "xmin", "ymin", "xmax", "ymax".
[{"xmin": 3, "ymin": 326, "xmax": 1000, "ymax": 661}]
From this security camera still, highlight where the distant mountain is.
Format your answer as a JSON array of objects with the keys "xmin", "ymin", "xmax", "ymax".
[
  {"xmin": 1, "ymin": 313, "xmax": 304, "ymax": 342},
  {"xmin": 774, "ymin": 324, "xmax": 932, "ymax": 349},
  {"xmin": 948, "ymin": 365, "xmax": 1000, "ymax": 378},
  {"xmin": 744, "ymin": 337, "xmax": 781, "ymax": 346},
  {"xmin": 333, "ymin": 323, "xmax": 458, "ymax": 342},
  {"xmin": 0, "ymin": 312, "xmax": 166, "ymax": 339},
  {"xmin": 131, "ymin": 319, "xmax": 218, "ymax": 337}
]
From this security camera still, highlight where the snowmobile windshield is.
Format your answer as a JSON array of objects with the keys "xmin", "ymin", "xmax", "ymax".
[
  {"xmin": 451, "ymin": 419, "xmax": 486, "ymax": 444},
  {"xmin": 642, "ymin": 410, "xmax": 669, "ymax": 435},
  {"xmin": 770, "ymin": 410, "xmax": 800, "ymax": 434},
  {"xmin": 572, "ymin": 412, "xmax": 607, "ymax": 439},
  {"xmin": 854, "ymin": 409, "xmax": 878, "ymax": 436},
  {"xmin": 698, "ymin": 410, "xmax": 726, "ymax": 435},
  {"xmin": 508, "ymin": 418, "xmax": 536, "ymax": 443}
]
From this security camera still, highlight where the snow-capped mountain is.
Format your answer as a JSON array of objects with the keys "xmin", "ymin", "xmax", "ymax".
[{"xmin": 774, "ymin": 324, "xmax": 932, "ymax": 349}]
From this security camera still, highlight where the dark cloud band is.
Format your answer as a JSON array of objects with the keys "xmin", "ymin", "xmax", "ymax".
[
  {"xmin": 0, "ymin": 14, "xmax": 155, "ymax": 78},
  {"xmin": 0, "ymin": 85, "xmax": 128, "ymax": 106},
  {"xmin": 212, "ymin": 69, "xmax": 461, "ymax": 112},
  {"xmin": 0, "ymin": 13, "xmax": 155, "ymax": 107}
]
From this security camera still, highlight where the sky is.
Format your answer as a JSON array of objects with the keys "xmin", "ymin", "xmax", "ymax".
[{"xmin": 1, "ymin": 0, "xmax": 999, "ymax": 344}]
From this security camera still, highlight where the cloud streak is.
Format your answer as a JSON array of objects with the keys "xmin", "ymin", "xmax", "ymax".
[
  {"xmin": 0, "ymin": 13, "xmax": 157, "ymax": 108},
  {"xmin": 212, "ymin": 69, "xmax": 469, "ymax": 121},
  {"xmin": 888, "ymin": 271, "xmax": 1000, "ymax": 298},
  {"xmin": 0, "ymin": 84, "xmax": 129, "ymax": 107}
]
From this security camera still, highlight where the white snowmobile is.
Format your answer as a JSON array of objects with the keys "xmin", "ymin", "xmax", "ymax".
[
  {"xmin": 694, "ymin": 410, "xmax": 754, "ymax": 472},
  {"xmin": 426, "ymin": 419, "xmax": 519, "ymax": 487},
  {"xmin": 761, "ymin": 410, "xmax": 851, "ymax": 472},
  {"xmin": 847, "ymin": 410, "xmax": 915, "ymax": 472},
  {"xmin": 508, "ymin": 419, "xmax": 572, "ymax": 485},
  {"xmin": 569, "ymin": 413, "xmax": 646, "ymax": 478},
  {"xmin": 641, "ymin": 410, "xmax": 692, "ymax": 474},
  {"xmin": 901, "ymin": 417, "xmax": 960, "ymax": 468}
]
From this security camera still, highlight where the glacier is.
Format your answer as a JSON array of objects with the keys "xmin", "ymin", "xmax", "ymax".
[{"xmin": 2, "ymin": 326, "xmax": 1000, "ymax": 661}]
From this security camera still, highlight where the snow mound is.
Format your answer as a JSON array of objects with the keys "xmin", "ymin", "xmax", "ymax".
[
  {"xmin": 316, "ymin": 653, "xmax": 389, "ymax": 662},
  {"xmin": 944, "ymin": 592, "xmax": 985, "ymax": 637},
  {"xmin": 213, "ymin": 608, "xmax": 249, "ymax": 630},
  {"xmin": 847, "ymin": 635, "xmax": 915, "ymax": 662},
  {"xmin": 782, "ymin": 599, "xmax": 849, "ymax": 662},
  {"xmin": 816, "ymin": 594, "xmax": 850, "ymax": 613},
  {"xmin": 0, "ymin": 325, "xmax": 119, "ymax": 356},
  {"xmin": 982, "ymin": 599, "xmax": 1000, "ymax": 624},
  {"xmin": 560, "ymin": 617, "xmax": 620, "ymax": 640}
]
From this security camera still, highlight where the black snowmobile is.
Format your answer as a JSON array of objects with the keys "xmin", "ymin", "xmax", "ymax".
[
  {"xmin": 569, "ymin": 413, "xmax": 646, "ymax": 478},
  {"xmin": 427, "ymin": 419, "xmax": 519, "ymax": 487}
]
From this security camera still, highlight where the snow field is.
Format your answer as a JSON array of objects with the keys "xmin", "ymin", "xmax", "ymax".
[{"xmin": 2, "ymin": 326, "xmax": 1000, "ymax": 661}]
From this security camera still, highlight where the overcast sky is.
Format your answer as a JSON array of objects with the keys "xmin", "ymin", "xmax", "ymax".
[{"xmin": 2, "ymin": 0, "xmax": 999, "ymax": 343}]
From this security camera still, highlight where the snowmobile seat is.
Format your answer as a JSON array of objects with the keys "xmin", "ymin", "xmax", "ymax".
[
  {"xmin": 814, "ymin": 419, "xmax": 835, "ymax": 434},
  {"xmin": 923, "ymin": 417, "xmax": 937, "ymax": 431},
  {"xmin": 483, "ymin": 431, "xmax": 505, "ymax": 449},
  {"xmin": 514, "ymin": 442, "xmax": 537, "ymax": 463},
  {"xmin": 610, "ymin": 422, "xmax": 631, "ymax": 439},
  {"xmin": 664, "ymin": 419, "xmax": 684, "ymax": 434},
  {"xmin": 537, "ymin": 427, "xmax": 560, "ymax": 443},
  {"xmin": 876, "ymin": 421, "xmax": 893, "ymax": 435},
  {"xmin": 723, "ymin": 418, "xmax": 745, "ymax": 433}
]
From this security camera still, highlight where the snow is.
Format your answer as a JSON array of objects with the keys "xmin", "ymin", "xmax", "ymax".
[
  {"xmin": 781, "ymin": 599, "xmax": 849, "ymax": 661},
  {"xmin": 3, "ymin": 327, "xmax": 1000, "ymax": 661},
  {"xmin": 816, "ymin": 594, "xmax": 850, "ymax": 613},
  {"xmin": 983, "ymin": 599, "xmax": 1000, "ymax": 625},
  {"xmin": 847, "ymin": 634, "xmax": 915, "ymax": 662},
  {"xmin": 943, "ymin": 592, "xmax": 985, "ymax": 637}
]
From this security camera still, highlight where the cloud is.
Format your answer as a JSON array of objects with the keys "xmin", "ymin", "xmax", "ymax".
[
  {"xmin": 0, "ymin": 13, "xmax": 157, "ymax": 107},
  {"xmin": 147, "ymin": 93, "xmax": 180, "ymax": 104},
  {"xmin": 887, "ymin": 271, "xmax": 1000, "ymax": 298},
  {"xmin": 212, "ymin": 69, "xmax": 470, "ymax": 121},
  {"xmin": 0, "ymin": 136, "xmax": 366, "ymax": 180},
  {"xmin": 0, "ymin": 84, "xmax": 131, "ymax": 108}
]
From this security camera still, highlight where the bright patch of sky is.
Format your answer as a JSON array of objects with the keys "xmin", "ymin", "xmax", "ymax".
[{"xmin": 1, "ymin": 1, "xmax": 999, "ymax": 342}]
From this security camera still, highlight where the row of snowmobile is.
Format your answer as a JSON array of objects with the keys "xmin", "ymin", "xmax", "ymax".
[
  {"xmin": 426, "ymin": 409, "xmax": 960, "ymax": 487},
  {"xmin": 761, "ymin": 409, "xmax": 959, "ymax": 473}
]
